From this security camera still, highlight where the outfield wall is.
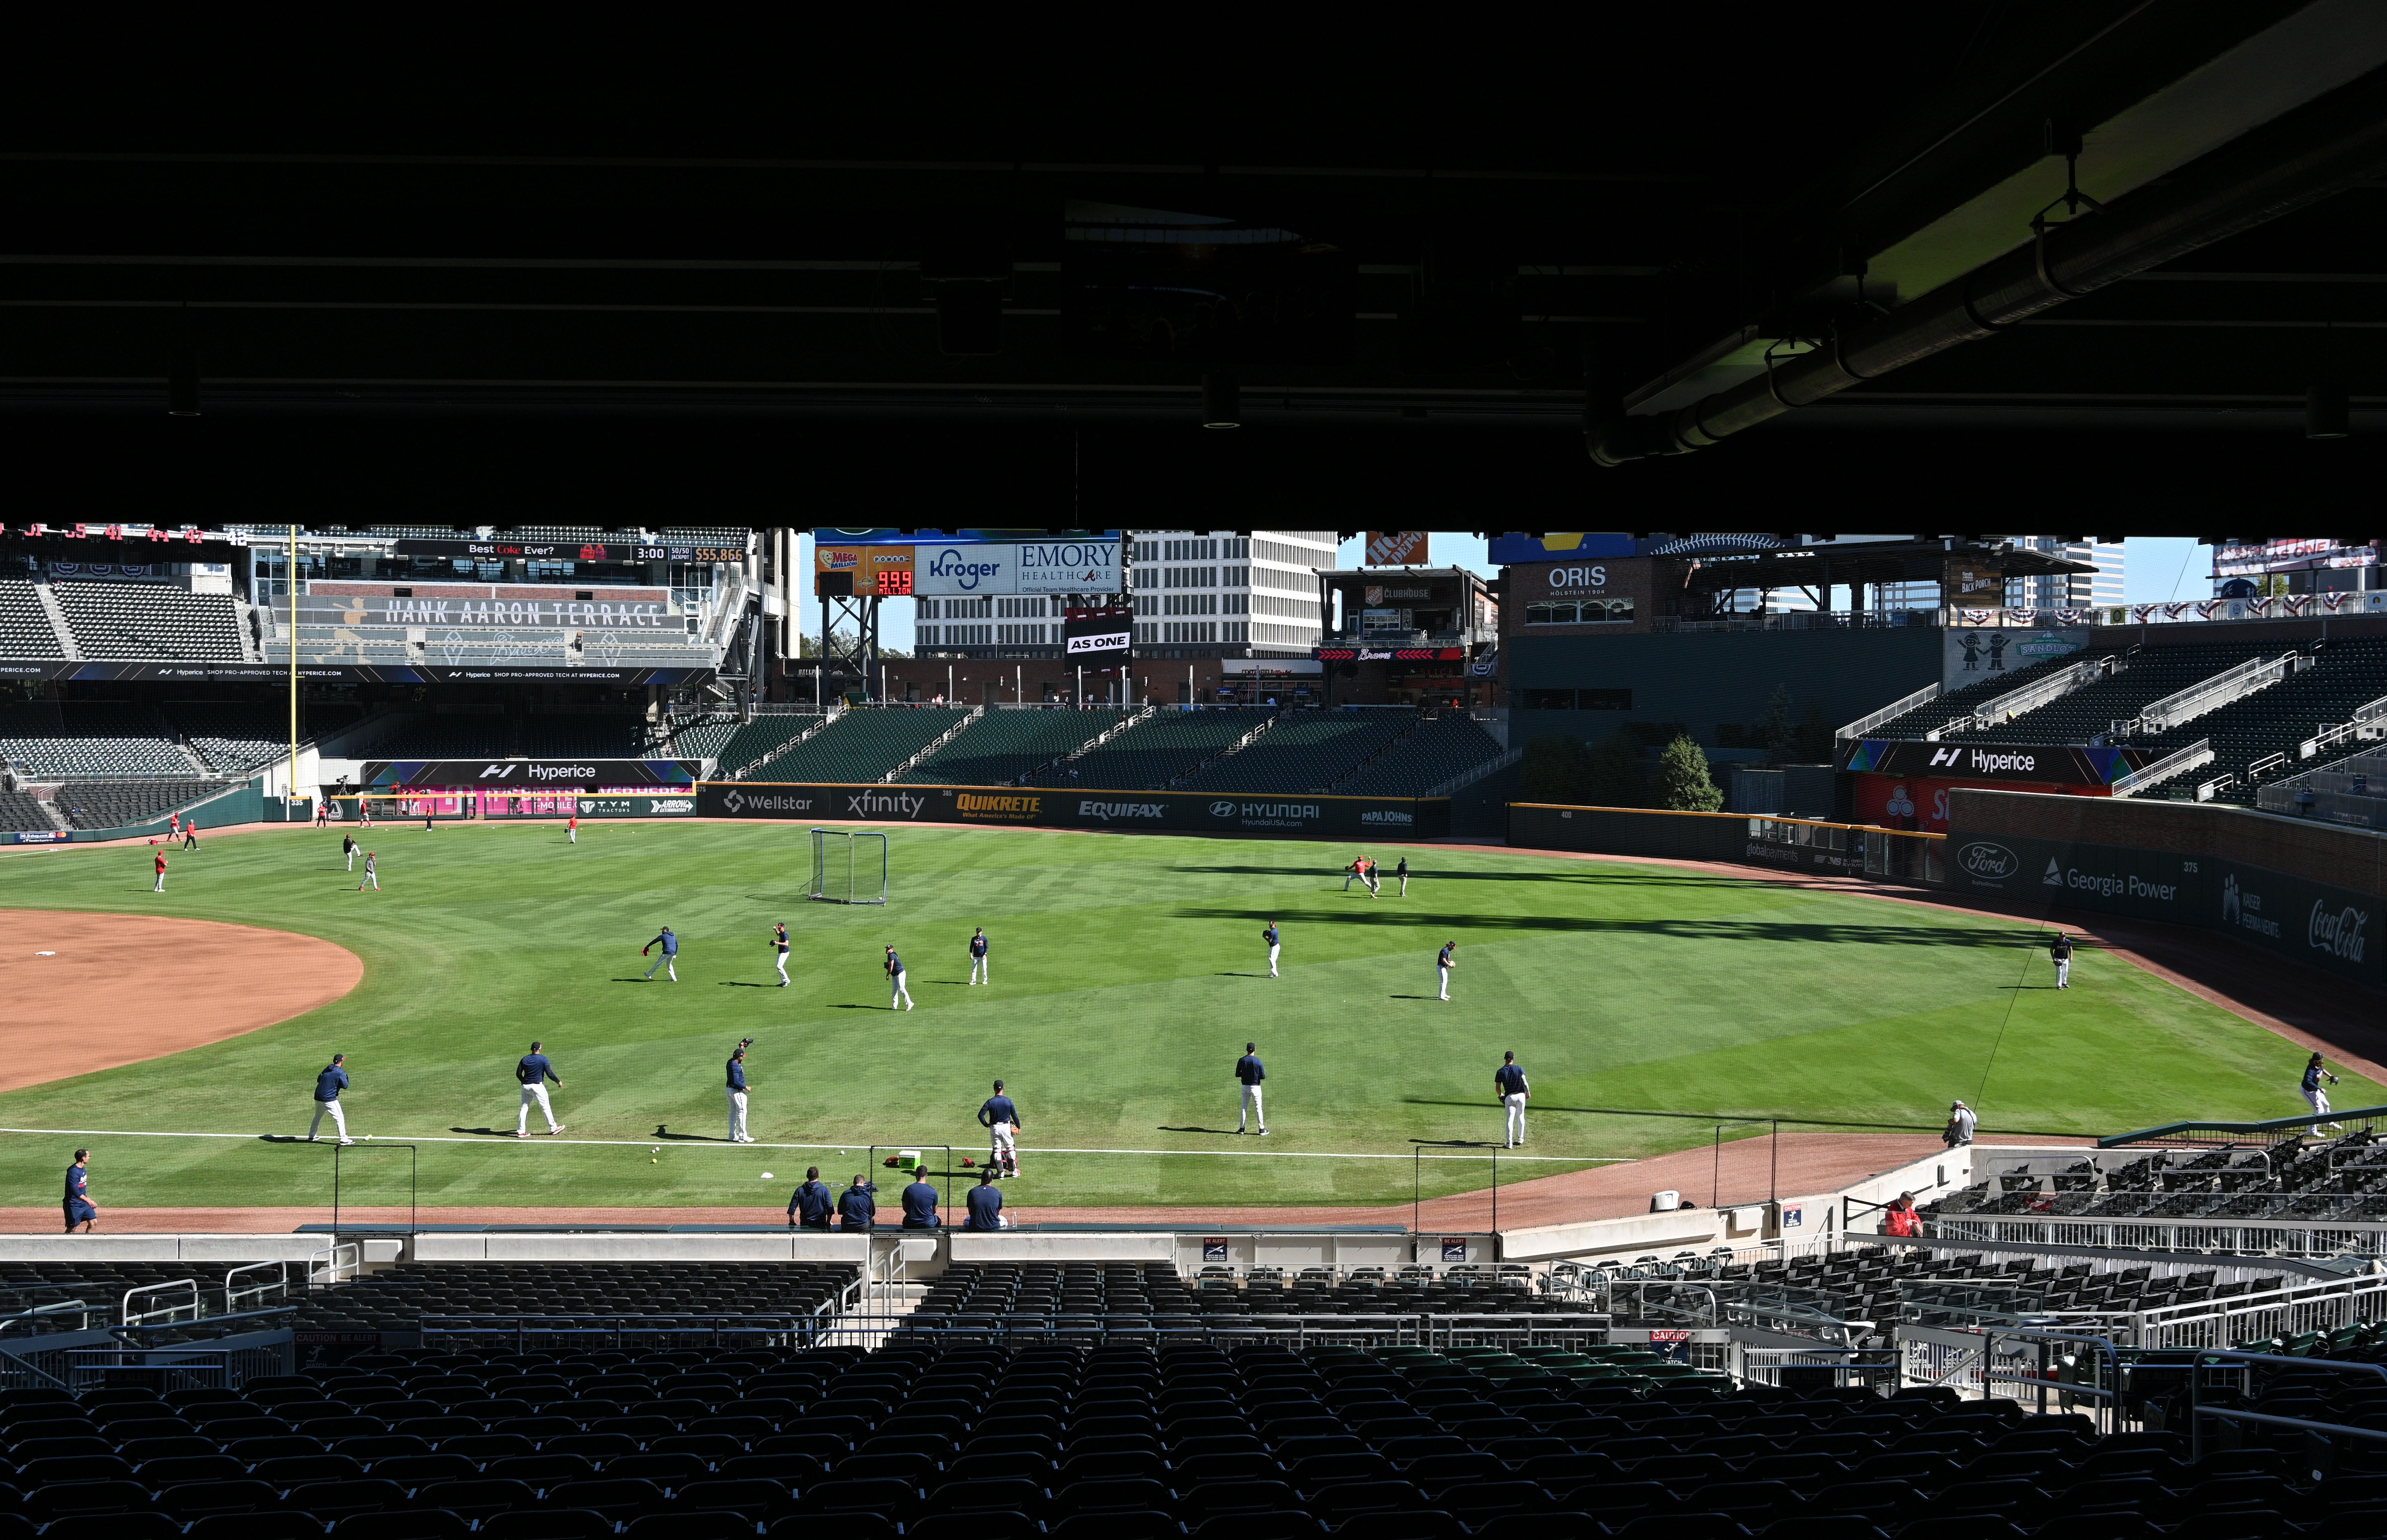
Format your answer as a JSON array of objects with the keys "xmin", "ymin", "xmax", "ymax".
[
  {"xmin": 698, "ymin": 782, "xmax": 1450, "ymax": 840},
  {"xmin": 1945, "ymin": 789, "xmax": 2385, "ymax": 992},
  {"xmin": 1505, "ymin": 803, "xmax": 1944, "ymax": 884}
]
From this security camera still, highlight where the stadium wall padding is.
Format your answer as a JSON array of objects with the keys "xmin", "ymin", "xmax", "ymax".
[
  {"xmin": 698, "ymin": 782, "xmax": 1448, "ymax": 839},
  {"xmin": 1504, "ymin": 803, "xmax": 1919, "ymax": 883},
  {"xmin": 1946, "ymin": 789, "xmax": 2386, "ymax": 992}
]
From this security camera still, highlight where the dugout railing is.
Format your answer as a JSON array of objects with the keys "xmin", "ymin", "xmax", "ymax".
[{"xmin": 821, "ymin": 1310, "xmax": 1620, "ymax": 1354}]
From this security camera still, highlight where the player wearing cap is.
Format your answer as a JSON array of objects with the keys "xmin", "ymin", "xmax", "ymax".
[
  {"xmin": 968, "ymin": 927, "xmax": 990, "ymax": 986},
  {"xmin": 1438, "ymin": 940, "xmax": 1457, "ymax": 1001},
  {"xmin": 514, "ymin": 1042, "xmax": 565, "ymax": 1138},
  {"xmin": 2049, "ymin": 930, "xmax": 2074, "ymax": 989},
  {"xmin": 1236, "ymin": 1042, "xmax": 1268, "ymax": 1136},
  {"xmin": 643, "ymin": 925, "xmax": 679, "ymax": 982},
  {"xmin": 152, "ymin": 849, "xmax": 168, "ymax": 893},
  {"xmin": 2305, "ymin": 1053, "xmax": 2343, "ymax": 1136},
  {"xmin": 1495, "ymin": 1051, "xmax": 1529, "ymax": 1148},
  {"xmin": 886, "ymin": 944, "xmax": 914, "ymax": 1010},
  {"xmin": 979, "ymin": 1080, "xmax": 1023, "ymax": 1178},
  {"xmin": 1261, "ymin": 922, "xmax": 1280, "ymax": 978},
  {"xmin": 772, "ymin": 922, "xmax": 791, "ymax": 988},
  {"xmin": 309, "ymin": 1054, "xmax": 354, "ymax": 1145},
  {"xmin": 726, "ymin": 1042, "xmax": 754, "ymax": 1143},
  {"xmin": 358, "ymin": 851, "xmax": 379, "ymax": 891},
  {"xmin": 568, "ymin": 809, "xmax": 579, "ymax": 845}
]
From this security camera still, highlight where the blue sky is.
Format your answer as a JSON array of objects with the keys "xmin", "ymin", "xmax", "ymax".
[{"xmin": 806, "ymin": 531, "xmax": 2207, "ymax": 650}]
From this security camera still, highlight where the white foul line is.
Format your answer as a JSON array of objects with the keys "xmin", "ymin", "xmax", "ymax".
[{"xmin": 0, "ymin": 1125, "xmax": 1628, "ymax": 1165}]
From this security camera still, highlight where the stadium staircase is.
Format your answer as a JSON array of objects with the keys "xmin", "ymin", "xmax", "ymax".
[
  {"xmin": 0, "ymin": 578, "xmax": 73, "ymax": 657},
  {"xmin": 1180, "ymin": 709, "xmax": 1414, "ymax": 794},
  {"xmin": 744, "ymin": 707, "xmax": 970, "ymax": 784},
  {"xmin": 723, "ymin": 713, "xmax": 833, "ymax": 779},
  {"xmin": 2125, "ymin": 639, "xmax": 2387, "ymax": 801},
  {"xmin": 895, "ymin": 708, "xmax": 1127, "ymax": 786},
  {"xmin": 1160, "ymin": 709, "xmax": 1284, "ymax": 789},
  {"xmin": 883, "ymin": 706, "xmax": 985, "ymax": 782},
  {"xmin": 1028, "ymin": 706, "xmax": 1271, "ymax": 790},
  {"xmin": 1940, "ymin": 642, "xmax": 2291, "ymax": 747}
]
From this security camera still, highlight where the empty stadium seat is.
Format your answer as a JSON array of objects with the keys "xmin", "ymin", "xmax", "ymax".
[
  {"xmin": 0, "ymin": 580, "xmax": 65, "ymax": 656},
  {"xmin": 51, "ymin": 580, "xmax": 247, "ymax": 660},
  {"xmin": 1337, "ymin": 714, "xmax": 1507, "ymax": 795},
  {"xmin": 899, "ymin": 709, "xmax": 1117, "ymax": 784},
  {"xmin": 739, "ymin": 708, "xmax": 968, "ymax": 783},
  {"xmin": 1032, "ymin": 708, "xmax": 1274, "ymax": 789},
  {"xmin": 1181, "ymin": 710, "xmax": 1416, "ymax": 793}
]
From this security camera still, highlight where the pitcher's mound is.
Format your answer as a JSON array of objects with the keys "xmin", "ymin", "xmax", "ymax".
[{"xmin": 0, "ymin": 910, "xmax": 362, "ymax": 1093}]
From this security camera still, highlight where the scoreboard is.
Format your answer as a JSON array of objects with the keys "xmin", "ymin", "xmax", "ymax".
[{"xmin": 815, "ymin": 543, "xmax": 915, "ymax": 597}]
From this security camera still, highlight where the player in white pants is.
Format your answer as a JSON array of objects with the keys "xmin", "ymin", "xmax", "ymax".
[
  {"xmin": 886, "ymin": 945, "xmax": 914, "ymax": 1010},
  {"xmin": 1262, "ymin": 922, "xmax": 1280, "ymax": 977},
  {"xmin": 1495, "ymin": 1051, "xmax": 1528, "ymax": 1148},
  {"xmin": 1236, "ymin": 1042, "xmax": 1268, "ymax": 1135},
  {"xmin": 969, "ymin": 927, "xmax": 990, "ymax": 985},
  {"xmin": 726, "ymin": 1042, "xmax": 754, "ymax": 1142},
  {"xmin": 2305, "ymin": 1053, "xmax": 2342, "ymax": 1136},
  {"xmin": 979, "ymin": 1079, "xmax": 1022, "ymax": 1176},
  {"xmin": 308, "ymin": 1055, "xmax": 353, "ymax": 1146},
  {"xmin": 515, "ymin": 1042, "xmax": 565, "ymax": 1137},
  {"xmin": 1438, "ymin": 941, "xmax": 1456, "ymax": 1001}
]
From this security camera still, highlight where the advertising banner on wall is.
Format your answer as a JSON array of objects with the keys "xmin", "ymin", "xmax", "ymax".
[
  {"xmin": 1941, "ymin": 628, "xmax": 2088, "ymax": 691},
  {"xmin": 1488, "ymin": 533, "xmax": 1638, "ymax": 563},
  {"xmin": 1366, "ymin": 531, "xmax": 1431, "ymax": 566},
  {"xmin": 1839, "ymin": 740, "xmax": 2151, "ymax": 786},
  {"xmin": 361, "ymin": 759, "xmax": 700, "ymax": 788},
  {"xmin": 699, "ymin": 782, "xmax": 1446, "ymax": 838},
  {"xmin": 1940, "ymin": 825, "xmax": 2380, "ymax": 991},
  {"xmin": 1852, "ymin": 773, "xmax": 2116, "ymax": 835}
]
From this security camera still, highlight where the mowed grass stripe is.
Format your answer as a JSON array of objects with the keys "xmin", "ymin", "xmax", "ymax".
[{"xmin": 0, "ymin": 821, "xmax": 2361, "ymax": 1209}]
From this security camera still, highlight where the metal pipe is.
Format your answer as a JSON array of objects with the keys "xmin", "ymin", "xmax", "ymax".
[{"xmin": 1589, "ymin": 76, "xmax": 2387, "ymax": 466}]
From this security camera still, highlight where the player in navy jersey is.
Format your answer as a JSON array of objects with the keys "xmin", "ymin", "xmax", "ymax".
[
  {"xmin": 886, "ymin": 944, "xmax": 915, "ymax": 1010},
  {"xmin": 772, "ymin": 923, "xmax": 791, "ymax": 987},
  {"xmin": 968, "ymin": 927, "xmax": 990, "ymax": 986},
  {"xmin": 979, "ymin": 1079, "xmax": 1022, "ymax": 1176}
]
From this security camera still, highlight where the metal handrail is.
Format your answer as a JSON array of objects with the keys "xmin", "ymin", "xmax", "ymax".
[
  {"xmin": 2186, "ymin": 1349, "xmax": 2387, "ymax": 1464},
  {"xmin": 0, "ymin": 1300, "xmax": 95, "ymax": 1337},
  {"xmin": 121, "ymin": 1279, "xmax": 198, "ymax": 1328},
  {"xmin": 225, "ymin": 1261, "xmax": 287, "ymax": 1313},
  {"xmin": 2101, "ymin": 1106, "xmax": 2387, "ymax": 1148},
  {"xmin": 309, "ymin": 1243, "xmax": 362, "ymax": 1286},
  {"xmin": 2110, "ymin": 739, "xmax": 2214, "ymax": 797},
  {"xmin": 2112, "ymin": 652, "xmax": 2300, "ymax": 738},
  {"xmin": 2300, "ymin": 694, "xmax": 2387, "ymax": 760},
  {"xmin": 1836, "ymin": 681, "xmax": 1941, "ymax": 742},
  {"xmin": 1934, "ymin": 656, "xmax": 2115, "ymax": 740}
]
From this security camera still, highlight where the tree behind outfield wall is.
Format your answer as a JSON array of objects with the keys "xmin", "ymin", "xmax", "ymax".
[{"xmin": 1654, "ymin": 733, "xmax": 1724, "ymax": 812}]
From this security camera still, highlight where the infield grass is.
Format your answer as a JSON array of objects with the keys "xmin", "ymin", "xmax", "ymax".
[{"xmin": 0, "ymin": 821, "xmax": 2366, "ymax": 1212}]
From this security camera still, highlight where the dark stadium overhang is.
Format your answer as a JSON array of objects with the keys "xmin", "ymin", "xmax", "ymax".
[
  {"xmin": 1664, "ymin": 540, "xmax": 2096, "ymax": 596},
  {"xmin": 6, "ymin": 13, "xmax": 2387, "ymax": 539}
]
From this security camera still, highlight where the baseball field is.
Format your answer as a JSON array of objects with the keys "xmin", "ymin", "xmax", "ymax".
[{"xmin": 0, "ymin": 820, "xmax": 2367, "ymax": 1215}]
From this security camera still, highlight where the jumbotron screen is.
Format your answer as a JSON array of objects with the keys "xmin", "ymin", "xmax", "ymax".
[{"xmin": 1064, "ymin": 604, "xmax": 1132, "ymax": 659}]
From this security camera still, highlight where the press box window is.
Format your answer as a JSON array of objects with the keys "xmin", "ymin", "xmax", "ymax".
[
  {"xmin": 1519, "ymin": 688, "xmax": 1632, "ymax": 710},
  {"xmin": 1527, "ymin": 598, "xmax": 1635, "ymax": 624}
]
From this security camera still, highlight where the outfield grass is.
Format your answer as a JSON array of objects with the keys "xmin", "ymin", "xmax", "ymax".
[{"xmin": 0, "ymin": 821, "xmax": 2366, "ymax": 1212}]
